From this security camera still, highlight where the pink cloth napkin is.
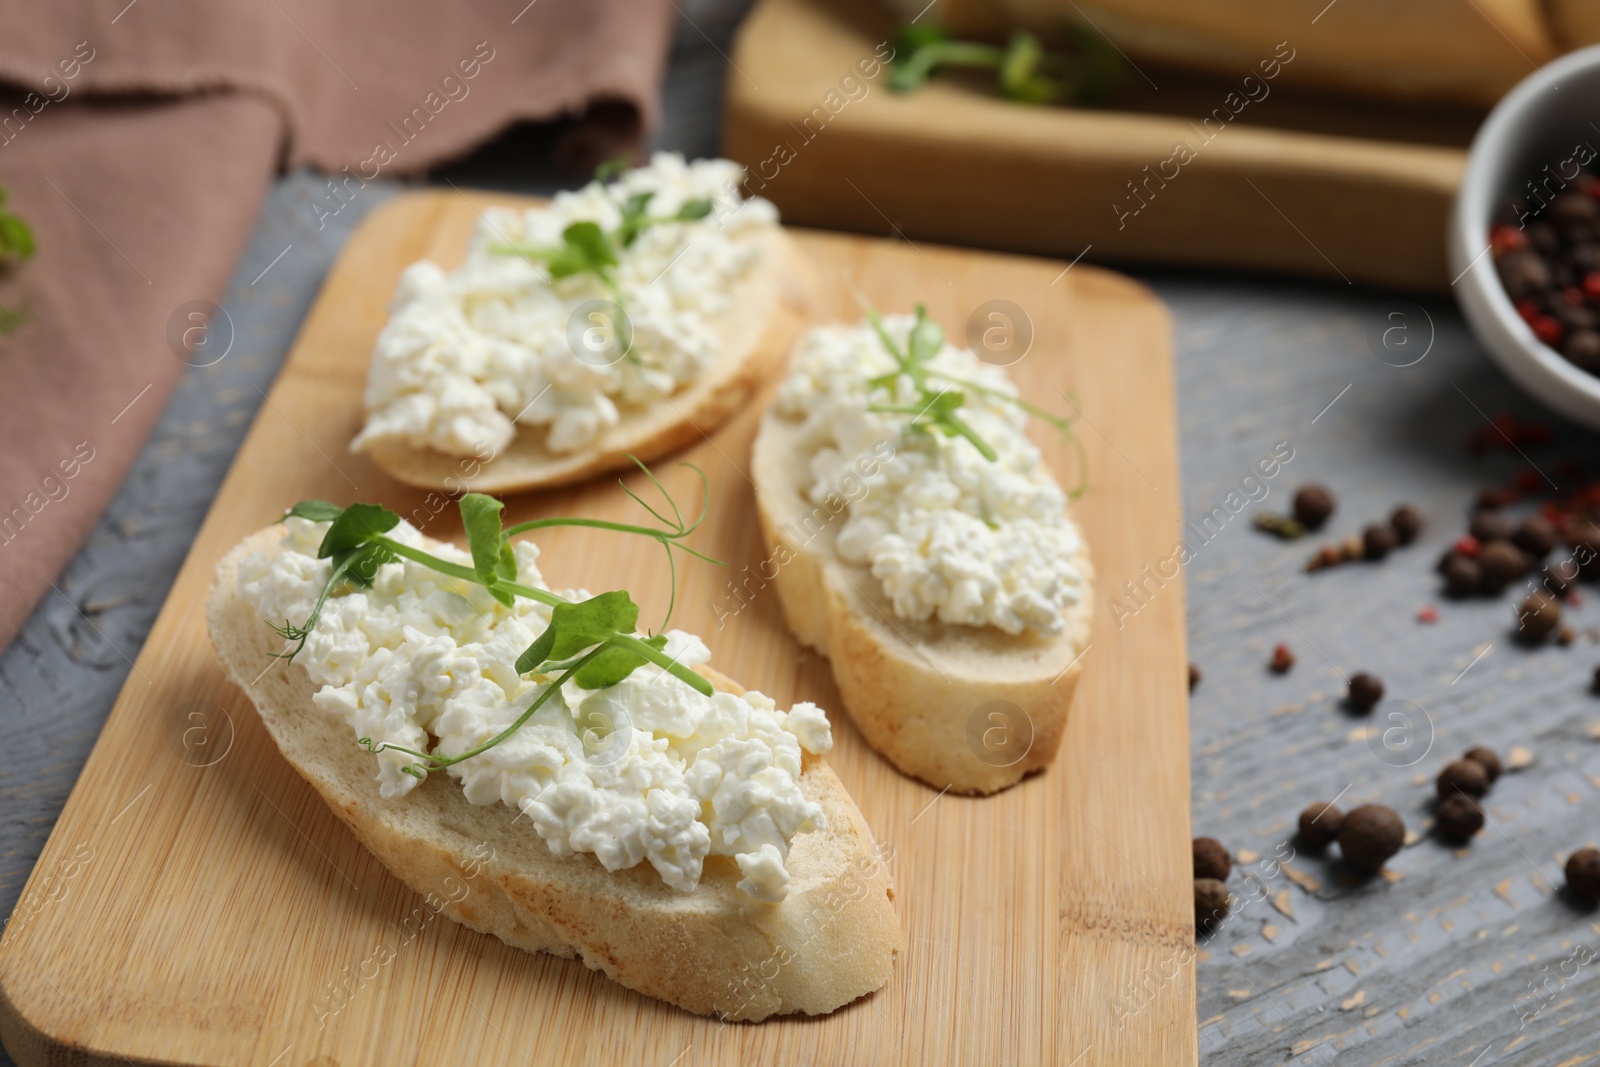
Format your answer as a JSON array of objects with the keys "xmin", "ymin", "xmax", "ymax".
[{"xmin": 0, "ymin": 0, "xmax": 675, "ymax": 649}]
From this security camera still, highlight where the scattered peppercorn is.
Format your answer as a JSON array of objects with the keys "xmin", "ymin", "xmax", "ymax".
[
  {"xmin": 1517, "ymin": 590, "xmax": 1562, "ymax": 643},
  {"xmin": 1478, "ymin": 540, "xmax": 1529, "ymax": 593},
  {"xmin": 1435, "ymin": 794, "xmax": 1485, "ymax": 844},
  {"xmin": 1570, "ymin": 523, "xmax": 1600, "ymax": 580},
  {"xmin": 1389, "ymin": 504, "xmax": 1424, "ymax": 545},
  {"xmin": 1297, "ymin": 801, "xmax": 1343, "ymax": 849},
  {"xmin": 1304, "ymin": 543, "xmax": 1345, "ymax": 572},
  {"xmin": 1442, "ymin": 554, "xmax": 1483, "ymax": 598},
  {"xmin": 1463, "ymin": 746, "xmax": 1503, "ymax": 784},
  {"xmin": 1194, "ymin": 878, "xmax": 1231, "ymax": 931},
  {"xmin": 1469, "ymin": 510, "xmax": 1516, "ymax": 543},
  {"xmin": 1293, "ymin": 484, "xmax": 1336, "ymax": 530},
  {"xmin": 1494, "ymin": 180, "xmax": 1600, "ymax": 378},
  {"xmin": 1542, "ymin": 565, "xmax": 1573, "ymax": 600},
  {"xmin": 1592, "ymin": 665, "xmax": 1600, "ymax": 693},
  {"xmin": 1269, "ymin": 643, "xmax": 1295, "ymax": 673},
  {"xmin": 1437, "ymin": 758, "xmax": 1491, "ymax": 799},
  {"xmin": 1363, "ymin": 523, "xmax": 1398, "ymax": 560},
  {"xmin": 1189, "ymin": 663, "xmax": 1201, "ymax": 692},
  {"xmin": 1193, "ymin": 836, "xmax": 1231, "ymax": 882},
  {"xmin": 1347, "ymin": 672, "xmax": 1384, "ymax": 713},
  {"xmin": 1513, "ymin": 514, "xmax": 1559, "ymax": 558},
  {"xmin": 1566, "ymin": 847, "xmax": 1600, "ymax": 900},
  {"xmin": 1337, "ymin": 804, "xmax": 1406, "ymax": 872}
]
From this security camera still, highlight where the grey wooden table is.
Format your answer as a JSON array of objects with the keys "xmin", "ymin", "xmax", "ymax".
[{"xmin": 4, "ymin": 4, "xmax": 1598, "ymax": 1065}]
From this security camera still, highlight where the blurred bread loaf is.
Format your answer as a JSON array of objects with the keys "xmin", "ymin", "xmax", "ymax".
[{"xmin": 881, "ymin": 0, "xmax": 1559, "ymax": 107}]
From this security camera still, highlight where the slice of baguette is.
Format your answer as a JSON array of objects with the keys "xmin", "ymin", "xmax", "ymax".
[
  {"xmin": 206, "ymin": 525, "xmax": 899, "ymax": 1021},
  {"xmin": 360, "ymin": 228, "xmax": 813, "ymax": 494},
  {"xmin": 751, "ymin": 415, "xmax": 1094, "ymax": 796}
]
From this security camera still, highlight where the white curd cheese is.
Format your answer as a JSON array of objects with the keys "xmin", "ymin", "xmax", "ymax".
[
  {"xmin": 774, "ymin": 317, "xmax": 1085, "ymax": 636},
  {"xmin": 351, "ymin": 154, "xmax": 778, "ymax": 459},
  {"xmin": 238, "ymin": 516, "xmax": 830, "ymax": 902}
]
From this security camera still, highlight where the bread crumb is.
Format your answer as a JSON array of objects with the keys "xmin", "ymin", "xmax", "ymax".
[
  {"xmin": 1340, "ymin": 990, "xmax": 1366, "ymax": 1011},
  {"xmin": 1507, "ymin": 745, "xmax": 1534, "ymax": 770},
  {"xmin": 1282, "ymin": 863, "xmax": 1321, "ymax": 893}
]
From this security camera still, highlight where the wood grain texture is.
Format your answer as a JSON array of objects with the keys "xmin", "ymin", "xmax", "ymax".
[
  {"xmin": 0, "ymin": 191, "xmax": 1196, "ymax": 1067},
  {"xmin": 0, "ymin": 191, "xmax": 1191, "ymax": 1065},
  {"xmin": 721, "ymin": 0, "xmax": 1469, "ymax": 293}
]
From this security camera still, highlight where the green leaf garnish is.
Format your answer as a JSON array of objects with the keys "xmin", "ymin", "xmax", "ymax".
[
  {"xmin": 489, "ymin": 162, "xmax": 717, "ymax": 302},
  {"xmin": 889, "ymin": 23, "xmax": 1127, "ymax": 106},
  {"xmin": 459, "ymin": 492, "xmax": 518, "ymax": 605},
  {"xmin": 516, "ymin": 590, "xmax": 641, "ymax": 674},
  {"xmin": 269, "ymin": 457, "xmax": 724, "ymax": 774},
  {"xmin": 863, "ymin": 303, "xmax": 1087, "ymax": 495},
  {"xmin": 284, "ymin": 500, "xmax": 345, "ymax": 522},
  {"xmin": 0, "ymin": 184, "xmax": 36, "ymax": 338},
  {"xmin": 573, "ymin": 632, "xmax": 669, "ymax": 690},
  {"xmin": 0, "ymin": 187, "xmax": 34, "ymax": 268},
  {"xmin": 318, "ymin": 503, "xmax": 401, "ymax": 559}
]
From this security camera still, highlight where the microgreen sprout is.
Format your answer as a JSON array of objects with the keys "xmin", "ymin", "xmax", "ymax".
[
  {"xmin": 0, "ymin": 184, "xmax": 36, "ymax": 337},
  {"xmin": 864, "ymin": 303, "xmax": 1087, "ymax": 497},
  {"xmin": 266, "ymin": 457, "xmax": 725, "ymax": 777},
  {"xmin": 889, "ymin": 23, "xmax": 1127, "ymax": 105},
  {"xmin": 487, "ymin": 159, "xmax": 714, "ymax": 305}
]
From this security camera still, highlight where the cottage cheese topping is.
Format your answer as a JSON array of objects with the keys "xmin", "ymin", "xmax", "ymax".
[
  {"xmin": 352, "ymin": 153, "xmax": 778, "ymax": 459},
  {"xmin": 238, "ymin": 517, "xmax": 830, "ymax": 902},
  {"xmin": 774, "ymin": 318, "xmax": 1085, "ymax": 635}
]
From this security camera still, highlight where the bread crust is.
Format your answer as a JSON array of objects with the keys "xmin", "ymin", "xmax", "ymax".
[
  {"xmin": 751, "ymin": 408, "xmax": 1094, "ymax": 795},
  {"xmin": 207, "ymin": 526, "xmax": 900, "ymax": 1021},
  {"xmin": 359, "ymin": 229, "xmax": 813, "ymax": 494}
]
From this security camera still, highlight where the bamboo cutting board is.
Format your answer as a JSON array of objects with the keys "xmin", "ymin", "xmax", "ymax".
[{"xmin": 0, "ymin": 192, "xmax": 1193, "ymax": 1066}]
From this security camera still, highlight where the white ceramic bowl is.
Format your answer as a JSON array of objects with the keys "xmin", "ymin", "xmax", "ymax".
[{"xmin": 1450, "ymin": 44, "xmax": 1600, "ymax": 428}]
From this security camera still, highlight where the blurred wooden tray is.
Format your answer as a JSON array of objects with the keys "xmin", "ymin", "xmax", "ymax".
[
  {"xmin": 723, "ymin": 0, "xmax": 1479, "ymax": 291},
  {"xmin": 0, "ymin": 192, "xmax": 1192, "ymax": 1065}
]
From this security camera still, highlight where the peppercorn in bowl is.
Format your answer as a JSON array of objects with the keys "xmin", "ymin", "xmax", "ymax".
[{"xmin": 1450, "ymin": 44, "xmax": 1600, "ymax": 430}]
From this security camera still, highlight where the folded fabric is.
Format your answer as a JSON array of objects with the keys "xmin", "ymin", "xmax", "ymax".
[{"xmin": 0, "ymin": 0, "xmax": 674, "ymax": 651}]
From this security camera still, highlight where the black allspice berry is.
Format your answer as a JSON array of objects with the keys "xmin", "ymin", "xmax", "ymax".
[
  {"xmin": 1347, "ymin": 672, "xmax": 1384, "ymax": 713},
  {"xmin": 1437, "ymin": 759, "xmax": 1491, "ymax": 799},
  {"xmin": 1189, "ymin": 663, "xmax": 1201, "ymax": 692},
  {"xmin": 1193, "ymin": 837, "xmax": 1231, "ymax": 882},
  {"xmin": 1195, "ymin": 878, "xmax": 1231, "ymax": 930},
  {"xmin": 1443, "ymin": 554, "xmax": 1482, "ymax": 598},
  {"xmin": 1478, "ymin": 540, "xmax": 1528, "ymax": 593},
  {"xmin": 1513, "ymin": 515, "xmax": 1559, "ymax": 558},
  {"xmin": 1390, "ymin": 504, "xmax": 1424, "ymax": 545},
  {"xmin": 1570, "ymin": 523, "xmax": 1600, "ymax": 580},
  {"xmin": 1298, "ymin": 801, "xmax": 1343, "ymax": 849},
  {"xmin": 1566, "ymin": 848, "xmax": 1600, "ymax": 901},
  {"xmin": 1463, "ymin": 746, "xmax": 1502, "ymax": 784},
  {"xmin": 1469, "ymin": 510, "xmax": 1515, "ymax": 544},
  {"xmin": 1435, "ymin": 795, "xmax": 1485, "ymax": 844},
  {"xmin": 1363, "ymin": 523, "xmax": 1398, "ymax": 560},
  {"xmin": 1517, "ymin": 591, "xmax": 1562, "ymax": 642},
  {"xmin": 1293, "ymin": 484, "xmax": 1336, "ymax": 530},
  {"xmin": 1337, "ymin": 804, "xmax": 1405, "ymax": 872}
]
